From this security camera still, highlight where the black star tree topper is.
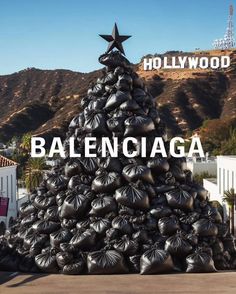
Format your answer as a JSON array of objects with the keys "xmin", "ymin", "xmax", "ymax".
[{"xmin": 99, "ymin": 23, "xmax": 131, "ymax": 55}]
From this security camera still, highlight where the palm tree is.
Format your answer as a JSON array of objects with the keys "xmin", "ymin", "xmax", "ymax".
[
  {"xmin": 223, "ymin": 188, "xmax": 236, "ymax": 235},
  {"xmin": 20, "ymin": 133, "xmax": 32, "ymax": 155},
  {"xmin": 25, "ymin": 158, "xmax": 47, "ymax": 192}
]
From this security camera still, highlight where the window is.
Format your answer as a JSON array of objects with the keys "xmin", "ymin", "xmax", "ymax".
[
  {"xmin": 219, "ymin": 168, "xmax": 221, "ymax": 194},
  {"xmin": 0, "ymin": 177, "xmax": 3, "ymax": 191},
  {"xmin": 232, "ymin": 171, "xmax": 235, "ymax": 189},
  {"xmin": 10, "ymin": 174, "xmax": 13, "ymax": 203},
  {"xmin": 223, "ymin": 169, "xmax": 225, "ymax": 193},
  {"xmin": 227, "ymin": 170, "xmax": 229, "ymax": 190},
  {"xmin": 6, "ymin": 176, "xmax": 8, "ymax": 198}
]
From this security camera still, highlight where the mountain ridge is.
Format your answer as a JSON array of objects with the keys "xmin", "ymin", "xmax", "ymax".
[{"xmin": 0, "ymin": 49, "xmax": 236, "ymax": 143}]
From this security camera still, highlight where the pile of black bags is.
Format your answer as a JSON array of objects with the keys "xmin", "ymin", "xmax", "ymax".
[{"xmin": 1, "ymin": 51, "xmax": 236, "ymax": 275}]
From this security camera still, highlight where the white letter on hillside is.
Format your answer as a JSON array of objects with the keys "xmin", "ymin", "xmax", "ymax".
[
  {"xmin": 153, "ymin": 57, "xmax": 162, "ymax": 69},
  {"xmin": 188, "ymin": 137, "xmax": 205, "ymax": 158},
  {"xmin": 48, "ymin": 137, "xmax": 65, "ymax": 158},
  {"xmin": 210, "ymin": 57, "xmax": 220, "ymax": 69},
  {"xmin": 179, "ymin": 56, "xmax": 187, "ymax": 68},
  {"xmin": 221, "ymin": 56, "xmax": 230, "ymax": 68},
  {"xmin": 199, "ymin": 57, "xmax": 208, "ymax": 69},
  {"xmin": 170, "ymin": 137, "xmax": 185, "ymax": 158},
  {"xmin": 31, "ymin": 137, "xmax": 46, "ymax": 158},
  {"xmin": 143, "ymin": 58, "xmax": 153, "ymax": 70},
  {"xmin": 188, "ymin": 57, "xmax": 199, "ymax": 69},
  {"xmin": 150, "ymin": 138, "xmax": 167, "ymax": 157}
]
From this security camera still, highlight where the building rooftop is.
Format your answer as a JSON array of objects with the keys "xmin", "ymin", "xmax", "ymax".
[{"xmin": 0, "ymin": 155, "xmax": 17, "ymax": 168}]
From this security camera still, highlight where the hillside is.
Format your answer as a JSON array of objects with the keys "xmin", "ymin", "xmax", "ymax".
[{"xmin": 0, "ymin": 49, "xmax": 236, "ymax": 143}]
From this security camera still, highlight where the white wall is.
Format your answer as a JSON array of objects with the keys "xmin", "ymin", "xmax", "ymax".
[
  {"xmin": 217, "ymin": 156, "xmax": 236, "ymax": 195},
  {"xmin": 203, "ymin": 156, "xmax": 236, "ymax": 232},
  {"xmin": 187, "ymin": 161, "xmax": 217, "ymax": 176},
  {"xmin": 0, "ymin": 165, "xmax": 17, "ymax": 230},
  {"xmin": 203, "ymin": 178, "xmax": 220, "ymax": 202}
]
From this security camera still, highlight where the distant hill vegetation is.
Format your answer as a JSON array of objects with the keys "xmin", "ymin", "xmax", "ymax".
[{"xmin": 0, "ymin": 49, "xmax": 236, "ymax": 143}]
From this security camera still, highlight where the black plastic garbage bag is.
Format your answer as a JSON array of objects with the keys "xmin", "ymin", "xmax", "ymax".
[
  {"xmin": 24, "ymin": 231, "xmax": 48, "ymax": 249},
  {"xmin": 65, "ymin": 160, "xmax": 82, "ymax": 178},
  {"xmin": 140, "ymin": 248, "xmax": 174, "ymax": 274},
  {"xmin": 32, "ymin": 220, "xmax": 60, "ymax": 234},
  {"xmin": 79, "ymin": 158, "xmax": 98, "ymax": 175},
  {"xmin": 33, "ymin": 195, "xmax": 56, "ymax": 210},
  {"xmin": 158, "ymin": 216, "xmax": 180, "ymax": 236},
  {"xmin": 21, "ymin": 213, "xmax": 38, "ymax": 226},
  {"xmin": 115, "ymin": 184, "xmax": 150, "ymax": 210},
  {"xmin": 124, "ymin": 116, "xmax": 155, "ymax": 136},
  {"xmin": 84, "ymin": 112, "xmax": 109, "ymax": 135},
  {"xmin": 47, "ymin": 175, "xmax": 68, "ymax": 193},
  {"xmin": 70, "ymin": 229, "xmax": 97, "ymax": 249},
  {"xmin": 165, "ymin": 189, "xmax": 194, "ymax": 211},
  {"xmin": 87, "ymin": 250, "xmax": 128, "ymax": 274},
  {"xmin": 56, "ymin": 192, "xmax": 67, "ymax": 206},
  {"xmin": 19, "ymin": 201, "xmax": 37, "ymax": 217},
  {"xmin": 113, "ymin": 235, "xmax": 139, "ymax": 255},
  {"xmin": 98, "ymin": 157, "xmax": 123, "ymax": 173},
  {"xmin": 60, "ymin": 193, "xmax": 90, "ymax": 218},
  {"xmin": 105, "ymin": 91, "xmax": 131, "ymax": 111},
  {"xmin": 61, "ymin": 218, "xmax": 77, "ymax": 230},
  {"xmin": 87, "ymin": 83, "xmax": 104, "ymax": 96},
  {"xmin": 90, "ymin": 218, "xmax": 111, "ymax": 235},
  {"xmin": 122, "ymin": 164, "xmax": 154, "ymax": 184},
  {"xmin": 56, "ymin": 252, "xmax": 74, "ymax": 269},
  {"xmin": 223, "ymin": 235, "xmax": 236, "ymax": 254},
  {"xmin": 186, "ymin": 250, "xmax": 217, "ymax": 273},
  {"xmin": 192, "ymin": 219, "xmax": 218, "ymax": 236},
  {"xmin": 50, "ymin": 229, "xmax": 73, "ymax": 248},
  {"xmin": 165, "ymin": 232, "xmax": 193, "ymax": 257},
  {"xmin": 69, "ymin": 113, "xmax": 84, "ymax": 129},
  {"xmin": 35, "ymin": 250, "xmax": 59, "ymax": 273},
  {"xmin": 44, "ymin": 206, "xmax": 59, "ymax": 222},
  {"xmin": 92, "ymin": 172, "xmax": 121, "ymax": 193},
  {"xmin": 17, "ymin": 225, "xmax": 34, "ymax": 239},
  {"xmin": 90, "ymin": 196, "xmax": 117, "ymax": 216},
  {"xmin": 112, "ymin": 216, "xmax": 133, "ymax": 235},
  {"xmin": 106, "ymin": 117, "xmax": 125, "ymax": 133},
  {"xmin": 128, "ymin": 255, "xmax": 141, "ymax": 273},
  {"xmin": 150, "ymin": 206, "xmax": 172, "ymax": 220},
  {"xmin": 147, "ymin": 158, "xmax": 170, "ymax": 173},
  {"xmin": 62, "ymin": 258, "xmax": 85, "ymax": 275}
]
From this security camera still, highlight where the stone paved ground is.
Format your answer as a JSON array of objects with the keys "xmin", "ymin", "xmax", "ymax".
[{"xmin": 0, "ymin": 271, "xmax": 236, "ymax": 294}]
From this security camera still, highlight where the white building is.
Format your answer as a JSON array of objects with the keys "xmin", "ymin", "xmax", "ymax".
[
  {"xmin": 203, "ymin": 156, "xmax": 236, "ymax": 230},
  {"xmin": 186, "ymin": 158, "xmax": 217, "ymax": 176},
  {"xmin": 0, "ymin": 155, "xmax": 18, "ymax": 235}
]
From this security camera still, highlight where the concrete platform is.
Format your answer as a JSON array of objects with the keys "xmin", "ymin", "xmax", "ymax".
[{"xmin": 1, "ymin": 271, "xmax": 236, "ymax": 294}]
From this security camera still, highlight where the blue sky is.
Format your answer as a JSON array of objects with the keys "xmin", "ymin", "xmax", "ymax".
[{"xmin": 0, "ymin": 0, "xmax": 234, "ymax": 74}]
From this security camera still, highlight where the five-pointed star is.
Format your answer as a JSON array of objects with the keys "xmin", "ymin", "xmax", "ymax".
[{"xmin": 99, "ymin": 23, "xmax": 131, "ymax": 55}]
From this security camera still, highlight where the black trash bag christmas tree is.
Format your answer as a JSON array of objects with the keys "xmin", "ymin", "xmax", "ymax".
[{"xmin": 1, "ymin": 24, "xmax": 236, "ymax": 275}]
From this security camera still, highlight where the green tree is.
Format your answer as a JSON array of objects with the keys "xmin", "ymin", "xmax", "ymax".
[
  {"xmin": 222, "ymin": 188, "xmax": 236, "ymax": 235},
  {"xmin": 20, "ymin": 133, "xmax": 32, "ymax": 155},
  {"xmin": 199, "ymin": 118, "xmax": 236, "ymax": 155},
  {"xmin": 193, "ymin": 172, "xmax": 215, "ymax": 185},
  {"xmin": 220, "ymin": 128, "xmax": 236, "ymax": 155},
  {"xmin": 24, "ymin": 158, "xmax": 46, "ymax": 192}
]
